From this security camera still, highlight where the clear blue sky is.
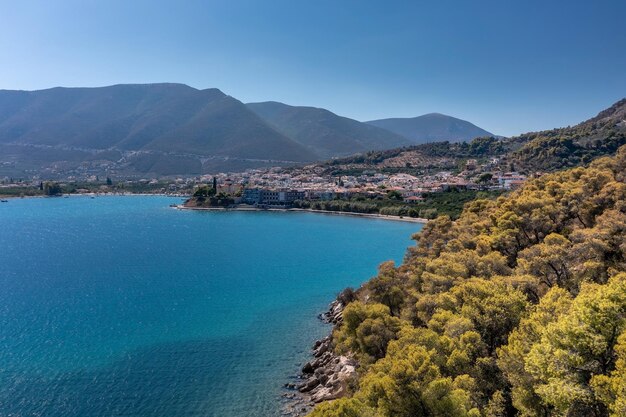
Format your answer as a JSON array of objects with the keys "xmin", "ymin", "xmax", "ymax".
[{"xmin": 1, "ymin": 0, "xmax": 624, "ymax": 136}]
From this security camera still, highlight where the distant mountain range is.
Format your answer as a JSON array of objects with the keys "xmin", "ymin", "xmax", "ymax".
[
  {"xmin": 0, "ymin": 83, "xmax": 315, "ymax": 160},
  {"xmin": 366, "ymin": 113, "xmax": 494, "ymax": 144},
  {"xmin": 246, "ymin": 101, "xmax": 411, "ymax": 159},
  {"xmin": 0, "ymin": 83, "xmax": 495, "ymax": 176}
]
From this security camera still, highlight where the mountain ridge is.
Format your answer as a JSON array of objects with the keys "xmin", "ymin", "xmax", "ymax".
[
  {"xmin": 0, "ymin": 83, "xmax": 497, "ymax": 176},
  {"xmin": 0, "ymin": 84, "xmax": 319, "ymax": 174},
  {"xmin": 246, "ymin": 101, "xmax": 412, "ymax": 159},
  {"xmin": 366, "ymin": 113, "xmax": 495, "ymax": 143}
]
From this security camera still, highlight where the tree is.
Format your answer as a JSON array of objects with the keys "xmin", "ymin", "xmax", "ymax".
[
  {"xmin": 365, "ymin": 261, "xmax": 406, "ymax": 316},
  {"xmin": 592, "ymin": 331, "xmax": 626, "ymax": 417},
  {"xmin": 193, "ymin": 185, "xmax": 217, "ymax": 198},
  {"xmin": 517, "ymin": 233, "xmax": 573, "ymax": 291},
  {"xmin": 309, "ymin": 398, "xmax": 375, "ymax": 417},
  {"xmin": 43, "ymin": 182, "xmax": 62, "ymax": 196},
  {"xmin": 478, "ymin": 173, "xmax": 493, "ymax": 184},
  {"xmin": 386, "ymin": 190, "xmax": 403, "ymax": 200},
  {"xmin": 523, "ymin": 274, "xmax": 626, "ymax": 416},
  {"xmin": 498, "ymin": 287, "xmax": 573, "ymax": 416},
  {"xmin": 358, "ymin": 340, "xmax": 480, "ymax": 417},
  {"xmin": 335, "ymin": 302, "xmax": 403, "ymax": 363},
  {"xmin": 308, "ymin": 144, "xmax": 626, "ymax": 417}
]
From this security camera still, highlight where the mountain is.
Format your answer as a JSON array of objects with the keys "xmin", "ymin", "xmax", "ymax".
[
  {"xmin": 246, "ymin": 101, "xmax": 411, "ymax": 159},
  {"xmin": 509, "ymin": 98, "xmax": 626, "ymax": 171},
  {"xmin": 318, "ymin": 98, "xmax": 626, "ymax": 176},
  {"xmin": 584, "ymin": 97, "xmax": 626, "ymax": 126},
  {"xmin": 0, "ymin": 83, "xmax": 317, "ymax": 176},
  {"xmin": 366, "ymin": 113, "xmax": 495, "ymax": 143}
]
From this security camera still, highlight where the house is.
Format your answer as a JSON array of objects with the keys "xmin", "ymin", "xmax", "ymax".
[
  {"xmin": 403, "ymin": 196, "xmax": 424, "ymax": 204},
  {"xmin": 465, "ymin": 159, "xmax": 478, "ymax": 171},
  {"xmin": 498, "ymin": 173, "xmax": 527, "ymax": 189}
]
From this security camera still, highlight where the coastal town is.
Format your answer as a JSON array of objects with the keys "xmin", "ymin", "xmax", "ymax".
[
  {"xmin": 1, "ymin": 156, "xmax": 528, "ymax": 209},
  {"xmin": 207, "ymin": 159, "xmax": 527, "ymax": 207},
  {"xmin": 182, "ymin": 154, "xmax": 528, "ymax": 214}
]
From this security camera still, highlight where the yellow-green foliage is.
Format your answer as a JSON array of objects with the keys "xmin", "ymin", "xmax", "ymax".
[{"xmin": 316, "ymin": 146, "xmax": 626, "ymax": 416}]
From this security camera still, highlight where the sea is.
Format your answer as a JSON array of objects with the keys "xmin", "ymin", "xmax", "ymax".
[{"xmin": 0, "ymin": 196, "xmax": 421, "ymax": 417}]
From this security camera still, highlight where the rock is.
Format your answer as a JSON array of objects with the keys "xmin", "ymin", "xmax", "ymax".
[
  {"xmin": 282, "ymin": 298, "xmax": 356, "ymax": 416},
  {"xmin": 298, "ymin": 377, "xmax": 320, "ymax": 393},
  {"xmin": 301, "ymin": 362, "xmax": 314, "ymax": 374}
]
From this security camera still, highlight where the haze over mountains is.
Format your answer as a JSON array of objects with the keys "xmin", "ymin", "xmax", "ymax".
[
  {"xmin": 246, "ymin": 101, "xmax": 411, "ymax": 158},
  {"xmin": 0, "ymin": 83, "xmax": 495, "ymax": 177},
  {"xmin": 367, "ymin": 113, "xmax": 494, "ymax": 143}
]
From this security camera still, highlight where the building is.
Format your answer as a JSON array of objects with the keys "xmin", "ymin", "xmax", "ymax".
[
  {"xmin": 403, "ymin": 196, "xmax": 424, "ymax": 204},
  {"xmin": 242, "ymin": 188, "xmax": 305, "ymax": 206},
  {"xmin": 242, "ymin": 188, "xmax": 261, "ymax": 204},
  {"xmin": 278, "ymin": 190, "xmax": 305, "ymax": 205},
  {"xmin": 498, "ymin": 173, "xmax": 527, "ymax": 189}
]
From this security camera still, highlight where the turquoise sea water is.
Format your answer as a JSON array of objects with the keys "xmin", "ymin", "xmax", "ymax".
[{"xmin": 0, "ymin": 196, "xmax": 421, "ymax": 417}]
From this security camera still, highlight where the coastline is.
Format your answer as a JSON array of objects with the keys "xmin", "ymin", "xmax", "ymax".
[
  {"xmin": 1, "ymin": 193, "xmax": 428, "ymax": 223},
  {"xmin": 282, "ymin": 300, "xmax": 355, "ymax": 416},
  {"xmin": 176, "ymin": 205, "xmax": 429, "ymax": 224}
]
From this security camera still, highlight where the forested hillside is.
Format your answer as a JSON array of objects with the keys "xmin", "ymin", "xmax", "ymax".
[
  {"xmin": 510, "ymin": 98, "xmax": 626, "ymax": 171},
  {"xmin": 310, "ymin": 145, "xmax": 626, "ymax": 417},
  {"xmin": 319, "ymin": 99, "xmax": 626, "ymax": 176}
]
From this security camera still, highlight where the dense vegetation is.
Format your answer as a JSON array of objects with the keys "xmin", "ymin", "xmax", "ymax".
[
  {"xmin": 323, "ymin": 136, "xmax": 505, "ymax": 169},
  {"xmin": 292, "ymin": 190, "xmax": 504, "ymax": 220},
  {"xmin": 0, "ymin": 179, "xmax": 185, "ymax": 197},
  {"xmin": 510, "ymin": 99, "xmax": 626, "ymax": 172},
  {"xmin": 43, "ymin": 182, "xmax": 62, "ymax": 196},
  {"xmin": 189, "ymin": 183, "xmax": 235, "ymax": 207},
  {"xmin": 310, "ymin": 145, "xmax": 626, "ymax": 417}
]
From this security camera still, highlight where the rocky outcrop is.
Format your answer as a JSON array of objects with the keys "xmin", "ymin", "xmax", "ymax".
[
  {"xmin": 318, "ymin": 300, "xmax": 345, "ymax": 325},
  {"xmin": 281, "ymin": 301, "xmax": 357, "ymax": 416}
]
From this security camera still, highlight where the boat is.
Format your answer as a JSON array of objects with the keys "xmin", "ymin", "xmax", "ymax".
[{"xmin": 0, "ymin": 199, "xmax": 8, "ymax": 203}]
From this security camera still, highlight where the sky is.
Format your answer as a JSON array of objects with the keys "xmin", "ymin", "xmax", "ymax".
[{"xmin": 0, "ymin": 0, "xmax": 624, "ymax": 136}]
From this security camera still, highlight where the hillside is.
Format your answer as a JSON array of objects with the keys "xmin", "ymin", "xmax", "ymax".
[
  {"xmin": 0, "ymin": 84, "xmax": 317, "ymax": 176},
  {"xmin": 366, "ymin": 113, "xmax": 495, "ymax": 143},
  {"xmin": 320, "ymin": 99, "xmax": 626, "ymax": 176},
  {"xmin": 310, "ymin": 144, "xmax": 626, "ymax": 417},
  {"xmin": 510, "ymin": 98, "xmax": 626, "ymax": 170},
  {"xmin": 247, "ymin": 101, "xmax": 411, "ymax": 158}
]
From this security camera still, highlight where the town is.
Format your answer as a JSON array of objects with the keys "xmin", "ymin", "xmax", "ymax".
[
  {"xmin": 1, "ymin": 156, "xmax": 528, "ymax": 208},
  {"xmin": 204, "ymin": 160, "xmax": 527, "ymax": 207}
]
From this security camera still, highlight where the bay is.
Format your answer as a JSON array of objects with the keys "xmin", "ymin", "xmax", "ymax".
[{"xmin": 0, "ymin": 196, "xmax": 421, "ymax": 417}]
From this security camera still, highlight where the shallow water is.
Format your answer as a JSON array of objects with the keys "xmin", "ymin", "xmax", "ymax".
[{"xmin": 0, "ymin": 196, "xmax": 421, "ymax": 416}]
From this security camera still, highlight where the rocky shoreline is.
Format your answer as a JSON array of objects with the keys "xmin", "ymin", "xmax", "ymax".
[{"xmin": 281, "ymin": 300, "xmax": 357, "ymax": 416}]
